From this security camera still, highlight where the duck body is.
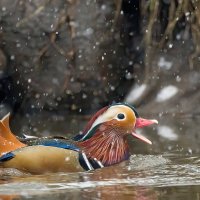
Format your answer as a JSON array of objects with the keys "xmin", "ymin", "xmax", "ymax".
[
  {"xmin": 1, "ymin": 146, "xmax": 83, "ymax": 173},
  {"xmin": 0, "ymin": 103, "xmax": 158, "ymax": 174},
  {"xmin": 0, "ymin": 137, "xmax": 105, "ymax": 173}
]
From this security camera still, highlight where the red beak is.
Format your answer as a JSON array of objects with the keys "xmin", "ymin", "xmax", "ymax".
[
  {"xmin": 131, "ymin": 132, "xmax": 152, "ymax": 145},
  {"xmin": 131, "ymin": 117, "xmax": 158, "ymax": 145},
  {"xmin": 135, "ymin": 117, "xmax": 158, "ymax": 128}
]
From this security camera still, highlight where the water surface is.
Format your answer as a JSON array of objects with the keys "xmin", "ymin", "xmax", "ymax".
[{"xmin": 0, "ymin": 114, "xmax": 199, "ymax": 200}]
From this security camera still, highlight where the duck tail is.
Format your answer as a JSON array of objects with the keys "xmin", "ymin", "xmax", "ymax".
[{"xmin": 0, "ymin": 113, "xmax": 26, "ymax": 156}]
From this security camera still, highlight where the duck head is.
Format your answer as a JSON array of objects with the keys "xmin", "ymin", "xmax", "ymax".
[{"xmin": 75, "ymin": 103, "xmax": 158, "ymax": 166}]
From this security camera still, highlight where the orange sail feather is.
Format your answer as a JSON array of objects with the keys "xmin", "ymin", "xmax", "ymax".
[{"xmin": 0, "ymin": 113, "xmax": 26, "ymax": 156}]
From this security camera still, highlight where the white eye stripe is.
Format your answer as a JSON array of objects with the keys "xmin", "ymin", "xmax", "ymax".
[{"xmin": 85, "ymin": 105, "xmax": 131, "ymax": 135}]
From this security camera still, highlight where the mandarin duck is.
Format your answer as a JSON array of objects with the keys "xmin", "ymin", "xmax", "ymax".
[{"xmin": 0, "ymin": 103, "xmax": 158, "ymax": 174}]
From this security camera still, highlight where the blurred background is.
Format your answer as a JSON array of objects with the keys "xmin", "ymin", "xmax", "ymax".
[
  {"xmin": 0, "ymin": 0, "xmax": 199, "ymax": 147},
  {"xmin": 0, "ymin": 1, "xmax": 200, "ymax": 199}
]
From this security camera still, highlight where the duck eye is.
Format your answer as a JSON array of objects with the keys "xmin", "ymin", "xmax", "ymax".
[{"xmin": 117, "ymin": 113, "xmax": 125, "ymax": 120}]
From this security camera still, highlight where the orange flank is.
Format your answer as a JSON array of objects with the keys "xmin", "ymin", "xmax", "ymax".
[{"xmin": 0, "ymin": 113, "xmax": 26, "ymax": 156}]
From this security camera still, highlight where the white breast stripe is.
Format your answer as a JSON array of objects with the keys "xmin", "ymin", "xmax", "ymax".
[
  {"xmin": 94, "ymin": 158, "xmax": 104, "ymax": 168},
  {"xmin": 82, "ymin": 153, "xmax": 94, "ymax": 170}
]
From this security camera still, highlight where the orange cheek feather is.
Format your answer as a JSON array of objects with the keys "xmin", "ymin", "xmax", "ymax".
[{"xmin": 118, "ymin": 110, "xmax": 136, "ymax": 131}]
